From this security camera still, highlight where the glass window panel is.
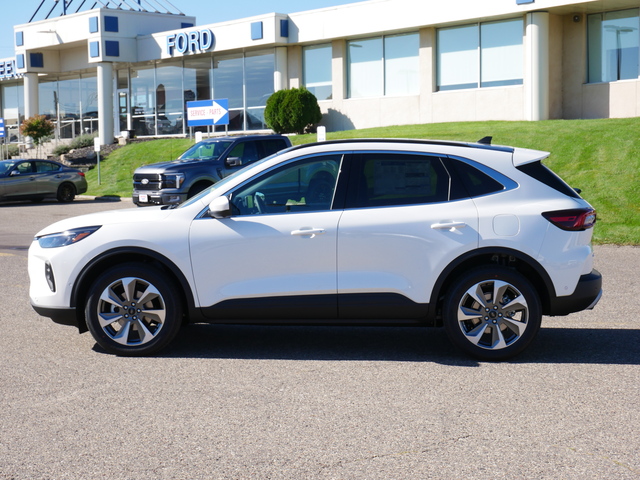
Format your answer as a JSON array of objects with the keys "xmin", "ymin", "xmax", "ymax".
[
  {"xmin": 303, "ymin": 44, "xmax": 332, "ymax": 100},
  {"xmin": 130, "ymin": 64, "xmax": 156, "ymax": 116},
  {"xmin": 57, "ymin": 77, "xmax": 79, "ymax": 118},
  {"xmin": 184, "ymin": 57, "xmax": 212, "ymax": 103},
  {"xmin": 437, "ymin": 24, "xmax": 479, "ymax": 90},
  {"xmin": 215, "ymin": 109, "xmax": 244, "ymax": 132},
  {"xmin": 213, "ymin": 55, "xmax": 244, "ymax": 109},
  {"xmin": 348, "ymin": 37, "xmax": 383, "ymax": 98},
  {"xmin": 247, "ymin": 107, "xmax": 267, "ymax": 130},
  {"xmin": 156, "ymin": 61, "xmax": 184, "ymax": 135},
  {"xmin": 130, "ymin": 64, "xmax": 156, "ymax": 135},
  {"xmin": 38, "ymin": 80, "xmax": 58, "ymax": 119},
  {"xmin": 384, "ymin": 33, "xmax": 419, "ymax": 96},
  {"xmin": 245, "ymin": 51, "xmax": 274, "ymax": 108},
  {"xmin": 80, "ymin": 74, "xmax": 98, "ymax": 135},
  {"xmin": 230, "ymin": 154, "xmax": 342, "ymax": 215},
  {"xmin": 589, "ymin": 9, "xmax": 640, "ymax": 83},
  {"xmin": 480, "ymin": 19, "xmax": 523, "ymax": 87},
  {"xmin": 2, "ymin": 84, "xmax": 24, "ymax": 142},
  {"xmin": 117, "ymin": 69, "xmax": 128, "ymax": 89},
  {"xmin": 587, "ymin": 14, "xmax": 604, "ymax": 83},
  {"xmin": 353, "ymin": 154, "xmax": 450, "ymax": 208},
  {"xmin": 57, "ymin": 77, "xmax": 80, "ymax": 139}
]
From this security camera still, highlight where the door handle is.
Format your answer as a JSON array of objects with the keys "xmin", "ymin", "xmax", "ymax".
[
  {"xmin": 291, "ymin": 228, "xmax": 326, "ymax": 238},
  {"xmin": 431, "ymin": 221, "xmax": 467, "ymax": 231}
]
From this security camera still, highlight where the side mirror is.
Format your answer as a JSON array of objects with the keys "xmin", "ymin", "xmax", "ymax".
[
  {"xmin": 226, "ymin": 156, "xmax": 242, "ymax": 168},
  {"xmin": 10, "ymin": 170, "xmax": 21, "ymax": 176},
  {"xmin": 208, "ymin": 196, "xmax": 231, "ymax": 218}
]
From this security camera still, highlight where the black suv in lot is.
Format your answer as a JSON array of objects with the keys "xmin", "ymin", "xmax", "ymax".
[{"xmin": 132, "ymin": 134, "xmax": 291, "ymax": 206}]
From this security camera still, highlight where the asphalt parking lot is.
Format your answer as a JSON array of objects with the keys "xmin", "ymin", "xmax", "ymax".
[{"xmin": 1, "ymin": 198, "xmax": 639, "ymax": 479}]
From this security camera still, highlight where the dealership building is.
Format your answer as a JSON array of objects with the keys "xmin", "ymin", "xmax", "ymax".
[{"xmin": 1, "ymin": 0, "xmax": 639, "ymax": 146}]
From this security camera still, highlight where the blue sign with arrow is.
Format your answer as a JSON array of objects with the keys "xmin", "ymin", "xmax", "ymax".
[{"xmin": 186, "ymin": 99, "xmax": 229, "ymax": 127}]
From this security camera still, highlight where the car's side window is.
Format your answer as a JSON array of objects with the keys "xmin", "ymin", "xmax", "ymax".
[
  {"xmin": 228, "ymin": 142, "xmax": 259, "ymax": 164},
  {"xmin": 230, "ymin": 154, "xmax": 342, "ymax": 215},
  {"xmin": 15, "ymin": 162, "xmax": 33, "ymax": 175},
  {"xmin": 260, "ymin": 139, "xmax": 288, "ymax": 156},
  {"xmin": 35, "ymin": 162, "xmax": 60, "ymax": 173},
  {"xmin": 348, "ymin": 153, "xmax": 450, "ymax": 208},
  {"xmin": 448, "ymin": 158, "xmax": 504, "ymax": 199}
]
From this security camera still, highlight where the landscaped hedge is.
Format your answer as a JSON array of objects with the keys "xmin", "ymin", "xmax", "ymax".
[{"xmin": 264, "ymin": 87, "xmax": 322, "ymax": 134}]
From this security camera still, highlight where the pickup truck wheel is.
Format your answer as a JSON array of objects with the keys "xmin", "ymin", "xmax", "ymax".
[
  {"xmin": 443, "ymin": 266, "xmax": 542, "ymax": 361},
  {"xmin": 85, "ymin": 263, "xmax": 183, "ymax": 356}
]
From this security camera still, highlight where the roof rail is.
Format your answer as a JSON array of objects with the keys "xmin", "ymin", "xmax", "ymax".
[{"xmin": 287, "ymin": 137, "xmax": 514, "ymax": 153}]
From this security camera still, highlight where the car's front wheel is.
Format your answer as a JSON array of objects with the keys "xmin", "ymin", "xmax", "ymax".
[
  {"xmin": 85, "ymin": 263, "xmax": 183, "ymax": 356},
  {"xmin": 443, "ymin": 266, "xmax": 542, "ymax": 360}
]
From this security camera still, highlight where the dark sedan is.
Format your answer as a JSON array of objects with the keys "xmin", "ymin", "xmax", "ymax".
[{"xmin": 0, "ymin": 159, "xmax": 88, "ymax": 203}]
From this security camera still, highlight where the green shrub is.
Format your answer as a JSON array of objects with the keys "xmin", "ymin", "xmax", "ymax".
[
  {"xmin": 264, "ymin": 89, "xmax": 288, "ymax": 133},
  {"xmin": 265, "ymin": 87, "xmax": 322, "ymax": 134},
  {"xmin": 70, "ymin": 133, "xmax": 98, "ymax": 149},
  {"xmin": 52, "ymin": 144, "xmax": 72, "ymax": 156},
  {"xmin": 7, "ymin": 145, "xmax": 20, "ymax": 157}
]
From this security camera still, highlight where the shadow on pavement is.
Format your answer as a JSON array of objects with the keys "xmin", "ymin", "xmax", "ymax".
[{"xmin": 115, "ymin": 324, "xmax": 640, "ymax": 366}]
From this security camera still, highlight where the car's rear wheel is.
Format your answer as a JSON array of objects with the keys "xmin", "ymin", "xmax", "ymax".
[
  {"xmin": 85, "ymin": 263, "xmax": 183, "ymax": 356},
  {"xmin": 443, "ymin": 266, "xmax": 542, "ymax": 360},
  {"xmin": 56, "ymin": 183, "xmax": 76, "ymax": 202}
]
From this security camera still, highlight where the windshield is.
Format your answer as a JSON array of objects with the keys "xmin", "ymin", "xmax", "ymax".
[
  {"xmin": 0, "ymin": 160, "xmax": 16, "ymax": 176},
  {"xmin": 178, "ymin": 140, "xmax": 233, "ymax": 161}
]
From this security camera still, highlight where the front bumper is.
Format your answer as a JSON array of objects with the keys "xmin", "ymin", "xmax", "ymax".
[
  {"xmin": 546, "ymin": 269, "xmax": 602, "ymax": 316},
  {"xmin": 31, "ymin": 303, "xmax": 86, "ymax": 332},
  {"xmin": 132, "ymin": 190, "xmax": 187, "ymax": 206}
]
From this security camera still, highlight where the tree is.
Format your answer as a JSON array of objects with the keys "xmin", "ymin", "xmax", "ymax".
[
  {"xmin": 265, "ymin": 87, "xmax": 322, "ymax": 134},
  {"xmin": 20, "ymin": 115, "xmax": 55, "ymax": 156}
]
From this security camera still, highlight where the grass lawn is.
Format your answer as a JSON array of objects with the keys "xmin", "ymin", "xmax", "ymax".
[{"xmin": 84, "ymin": 118, "xmax": 640, "ymax": 245}]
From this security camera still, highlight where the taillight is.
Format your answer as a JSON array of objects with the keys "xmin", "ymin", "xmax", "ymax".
[
  {"xmin": 542, "ymin": 208, "xmax": 596, "ymax": 231},
  {"xmin": 78, "ymin": 172, "xmax": 86, "ymax": 177}
]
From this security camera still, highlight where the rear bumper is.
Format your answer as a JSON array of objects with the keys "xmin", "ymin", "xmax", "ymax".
[{"xmin": 546, "ymin": 269, "xmax": 602, "ymax": 316}]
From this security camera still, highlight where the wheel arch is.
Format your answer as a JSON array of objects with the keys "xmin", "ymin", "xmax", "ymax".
[
  {"xmin": 429, "ymin": 247, "xmax": 555, "ymax": 326},
  {"xmin": 187, "ymin": 179, "xmax": 215, "ymax": 197},
  {"xmin": 70, "ymin": 247, "xmax": 199, "ymax": 333}
]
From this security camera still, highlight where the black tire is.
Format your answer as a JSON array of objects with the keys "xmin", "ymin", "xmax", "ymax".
[
  {"xmin": 56, "ymin": 183, "xmax": 76, "ymax": 202},
  {"xmin": 85, "ymin": 263, "xmax": 183, "ymax": 356},
  {"xmin": 443, "ymin": 266, "xmax": 542, "ymax": 361}
]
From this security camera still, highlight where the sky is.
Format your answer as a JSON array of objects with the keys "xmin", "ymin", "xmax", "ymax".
[{"xmin": 0, "ymin": 0, "xmax": 363, "ymax": 59}]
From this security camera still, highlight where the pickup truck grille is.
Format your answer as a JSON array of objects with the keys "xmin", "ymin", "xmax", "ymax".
[{"xmin": 133, "ymin": 173, "xmax": 162, "ymax": 191}]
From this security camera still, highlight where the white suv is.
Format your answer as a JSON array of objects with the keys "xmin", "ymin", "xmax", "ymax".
[{"xmin": 28, "ymin": 139, "xmax": 602, "ymax": 360}]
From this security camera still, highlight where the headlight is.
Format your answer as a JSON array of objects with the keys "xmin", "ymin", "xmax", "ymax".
[
  {"xmin": 36, "ymin": 226, "xmax": 101, "ymax": 249},
  {"xmin": 162, "ymin": 173, "xmax": 185, "ymax": 189}
]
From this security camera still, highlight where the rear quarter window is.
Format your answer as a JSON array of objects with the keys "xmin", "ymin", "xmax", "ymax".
[
  {"xmin": 516, "ymin": 161, "xmax": 581, "ymax": 199},
  {"xmin": 448, "ymin": 158, "xmax": 505, "ymax": 199}
]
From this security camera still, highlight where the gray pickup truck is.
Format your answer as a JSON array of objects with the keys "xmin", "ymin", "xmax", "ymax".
[{"xmin": 132, "ymin": 134, "xmax": 292, "ymax": 206}]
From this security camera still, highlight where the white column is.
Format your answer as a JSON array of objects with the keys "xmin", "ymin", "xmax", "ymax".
[
  {"xmin": 23, "ymin": 73, "xmax": 40, "ymax": 119},
  {"xmin": 525, "ymin": 12, "xmax": 550, "ymax": 121},
  {"xmin": 97, "ymin": 62, "xmax": 114, "ymax": 146},
  {"xmin": 274, "ymin": 46, "xmax": 288, "ymax": 91}
]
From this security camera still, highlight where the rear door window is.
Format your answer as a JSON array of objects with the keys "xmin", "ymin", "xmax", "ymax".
[{"xmin": 346, "ymin": 153, "xmax": 450, "ymax": 208}]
